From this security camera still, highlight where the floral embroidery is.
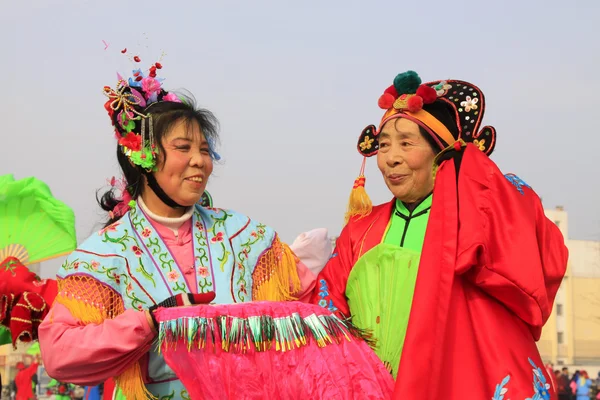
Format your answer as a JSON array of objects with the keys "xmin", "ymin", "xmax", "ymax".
[
  {"xmin": 359, "ymin": 136, "xmax": 374, "ymax": 151},
  {"xmin": 73, "ymin": 262, "xmax": 80, "ymax": 270},
  {"xmin": 505, "ymin": 173, "xmax": 531, "ymax": 195},
  {"xmin": 141, "ymin": 227, "xmax": 152, "ymax": 238},
  {"xmin": 198, "ymin": 266, "xmax": 209, "ymax": 278},
  {"xmin": 473, "ymin": 139, "xmax": 486, "ymax": 151},
  {"xmin": 193, "ymin": 210, "xmax": 214, "ymax": 294},
  {"xmin": 491, "ymin": 358, "xmax": 551, "ymax": 400},
  {"xmin": 317, "ymin": 279, "xmax": 338, "ymax": 312},
  {"xmin": 234, "ymin": 223, "xmax": 267, "ymax": 301},
  {"xmin": 167, "ymin": 270, "xmax": 180, "ymax": 282},
  {"xmin": 433, "ymin": 81, "xmax": 452, "ymax": 96},
  {"xmin": 131, "ymin": 245, "xmax": 143, "ymax": 257},
  {"xmin": 460, "ymin": 96, "xmax": 478, "ymax": 112},
  {"xmin": 211, "ymin": 232, "xmax": 224, "ymax": 243},
  {"xmin": 90, "ymin": 261, "xmax": 100, "ymax": 271}
]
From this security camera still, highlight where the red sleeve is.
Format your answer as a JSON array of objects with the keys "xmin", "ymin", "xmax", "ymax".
[
  {"xmin": 309, "ymin": 224, "xmax": 353, "ymax": 317},
  {"xmin": 456, "ymin": 168, "xmax": 568, "ymax": 339}
]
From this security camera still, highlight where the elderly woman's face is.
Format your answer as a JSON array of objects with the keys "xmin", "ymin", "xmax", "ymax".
[{"xmin": 377, "ymin": 118, "xmax": 436, "ymax": 204}]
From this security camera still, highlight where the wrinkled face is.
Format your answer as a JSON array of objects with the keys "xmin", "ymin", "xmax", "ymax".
[
  {"xmin": 376, "ymin": 118, "xmax": 436, "ymax": 204},
  {"xmin": 152, "ymin": 119, "xmax": 214, "ymax": 207}
]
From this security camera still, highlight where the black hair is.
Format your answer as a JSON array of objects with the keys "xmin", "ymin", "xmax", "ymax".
[
  {"xmin": 97, "ymin": 90, "xmax": 219, "ymax": 228},
  {"xmin": 419, "ymin": 100, "xmax": 461, "ymax": 153}
]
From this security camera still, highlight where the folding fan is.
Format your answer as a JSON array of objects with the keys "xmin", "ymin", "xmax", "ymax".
[{"xmin": 0, "ymin": 174, "xmax": 76, "ymax": 266}]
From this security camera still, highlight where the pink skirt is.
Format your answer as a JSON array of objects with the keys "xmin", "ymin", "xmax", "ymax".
[{"xmin": 155, "ymin": 301, "xmax": 393, "ymax": 400}]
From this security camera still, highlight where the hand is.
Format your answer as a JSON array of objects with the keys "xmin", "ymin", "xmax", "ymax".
[{"xmin": 147, "ymin": 292, "xmax": 216, "ymax": 329}]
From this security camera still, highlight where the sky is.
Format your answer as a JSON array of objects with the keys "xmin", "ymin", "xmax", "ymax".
[{"xmin": 1, "ymin": 0, "xmax": 599, "ymax": 278}]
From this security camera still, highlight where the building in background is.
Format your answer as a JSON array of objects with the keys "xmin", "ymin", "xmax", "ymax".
[{"xmin": 538, "ymin": 207, "xmax": 600, "ymax": 369}]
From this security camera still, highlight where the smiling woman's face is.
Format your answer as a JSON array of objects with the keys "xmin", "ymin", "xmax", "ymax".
[{"xmin": 376, "ymin": 118, "xmax": 436, "ymax": 204}]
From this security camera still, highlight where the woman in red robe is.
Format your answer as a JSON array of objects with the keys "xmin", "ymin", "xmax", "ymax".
[{"xmin": 310, "ymin": 71, "xmax": 568, "ymax": 399}]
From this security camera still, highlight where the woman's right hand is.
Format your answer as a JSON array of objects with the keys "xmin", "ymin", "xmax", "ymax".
[{"xmin": 147, "ymin": 292, "xmax": 216, "ymax": 330}]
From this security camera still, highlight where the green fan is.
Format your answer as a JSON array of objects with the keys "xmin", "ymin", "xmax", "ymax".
[
  {"xmin": 0, "ymin": 174, "xmax": 77, "ymax": 266},
  {"xmin": 345, "ymin": 243, "xmax": 421, "ymax": 379}
]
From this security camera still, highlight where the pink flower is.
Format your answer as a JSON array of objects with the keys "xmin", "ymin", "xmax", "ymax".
[
  {"xmin": 251, "ymin": 231, "xmax": 257, "ymax": 238},
  {"xmin": 141, "ymin": 227, "xmax": 152, "ymax": 238},
  {"xmin": 168, "ymin": 270, "xmax": 180, "ymax": 282},
  {"xmin": 237, "ymin": 262, "xmax": 244, "ymax": 271},
  {"xmin": 195, "ymin": 221, "xmax": 204, "ymax": 231},
  {"xmin": 137, "ymin": 304, "xmax": 144, "ymax": 311},
  {"xmin": 141, "ymin": 77, "xmax": 161, "ymax": 102},
  {"xmin": 242, "ymin": 248, "xmax": 249, "ymax": 259},
  {"xmin": 132, "ymin": 245, "xmax": 143, "ymax": 257},
  {"xmin": 198, "ymin": 266, "xmax": 209, "ymax": 278},
  {"xmin": 239, "ymin": 283, "xmax": 247, "ymax": 295},
  {"xmin": 126, "ymin": 283, "xmax": 133, "ymax": 293},
  {"xmin": 163, "ymin": 92, "xmax": 181, "ymax": 103},
  {"xmin": 211, "ymin": 232, "xmax": 224, "ymax": 243},
  {"xmin": 90, "ymin": 261, "xmax": 100, "ymax": 271}
]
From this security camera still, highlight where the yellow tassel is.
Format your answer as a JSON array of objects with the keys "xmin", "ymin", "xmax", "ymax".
[
  {"xmin": 115, "ymin": 362, "xmax": 157, "ymax": 400},
  {"xmin": 344, "ymin": 175, "xmax": 373, "ymax": 224},
  {"xmin": 253, "ymin": 238, "xmax": 302, "ymax": 301}
]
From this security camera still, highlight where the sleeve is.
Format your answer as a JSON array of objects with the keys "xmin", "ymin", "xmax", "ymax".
[
  {"xmin": 456, "ymin": 171, "xmax": 568, "ymax": 339},
  {"xmin": 290, "ymin": 228, "xmax": 333, "ymax": 277},
  {"xmin": 38, "ymin": 302, "xmax": 154, "ymax": 386},
  {"xmin": 309, "ymin": 223, "xmax": 354, "ymax": 317}
]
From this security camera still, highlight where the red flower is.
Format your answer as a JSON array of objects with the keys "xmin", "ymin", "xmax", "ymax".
[
  {"xmin": 131, "ymin": 245, "xmax": 143, "ymax": 257},
  {"xmin": 141, "ymin": 227, "xmax": 152, "ymax": 238},
  {"xmin": 73, "ymin": 261, "xmax": 80, "ymax": 270},
  {"xmin": 211, "ymin": 232, "xmax": 224, "ymax": 243},
  {"xmin": 195, "ymin": 221, "xmax": 204, "ymax": 231},
  {"xmin": 258, "ymin": 227, "xmax": 265, "ymax": 235},
  {"xmin": 113, "ymin": 273, "xmax": 121, "ymax": 284},
  {"xmin": 119, "ymin": 132, "xmax": 142, "ymax": 151},
  {"xmin": 239, "ymin": 283, "xmax": 247, "ymax": 295},
  {"xmin": 242, "ymin": 248, "xmax": 249, "ymax": 259},
  {"xmin": 104, "ymin": 99, "xmax": 115, "ymax": 117},
  {"xmin": 137, "ymin": 304, "xmax": 144, "ymax": 311},
  {"xmin": 237, "ymin": 262, "xmax": 244, "ymax": 271},
  {"xmin": 155, "ymin": 62, "xmax": 163, "ymax": 69},
  {"xmin": 133, "ymin": 56, "xmax": 141, "ymax": 62},
  {"xmin": 251, "ymin": 231, "xmax": 257, "ymax": 238}
]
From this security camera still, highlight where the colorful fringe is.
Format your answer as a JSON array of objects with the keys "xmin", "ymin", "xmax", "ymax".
[{"xmin": 157, "ymin": 312, "xmax": 361, "ymax": 354}]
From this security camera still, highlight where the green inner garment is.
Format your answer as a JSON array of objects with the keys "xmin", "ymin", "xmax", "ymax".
[{"xmin": 346, "ymin": 195, "xmax": 431, "ymax": 378}]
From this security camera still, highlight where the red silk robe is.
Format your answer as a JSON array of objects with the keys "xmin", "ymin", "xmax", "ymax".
[{"xmin": 311, "ymin": 144, "xmax": 568, "ymax": 399}]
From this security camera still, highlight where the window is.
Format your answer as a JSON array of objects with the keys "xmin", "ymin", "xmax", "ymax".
[
  {"xmin": 557, "ymin": 332, "xmax": 564, "ymax": 344},
  {"xmin": 557, "ymin": 304, "xmax": 563, "ymax": 316}
]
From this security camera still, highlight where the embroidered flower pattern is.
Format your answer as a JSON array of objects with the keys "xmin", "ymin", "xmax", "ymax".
[
  {"xmin": 141, "ymin": 227, "xmax": 152, "ymax": 238},
  {"xmin": 73, "ymin": 262, "xmax": 80, "ymax": 270},
  {"xmin": 433, "ymin": 81, "xmax": 452, "ymax": 96},
  {"xmin": 359, "ymin": 136, "xmax": 374, "ymax": 151},
  {"xmin": 195, "ymin": 221, "xmax": 204, "ymax": 231},
  {"xmin": 90, "ymin": 261, "xmax": 100, "ymax": 271},
  {"xmin": 211, "ymin": 232, "xmax": 224, "ymax": 243},
  {"xmin": 167, "ymin": 270, "xmax": 180, "ymax": 282},
  {"xmin": 473, "ymin": 139, "xmax": 486, "ymax": 151},
  {"xmin": 460, "ymin": 96, "xmax": 478, "ymax": 112},
  {"xmin": 491, "ymin": 358, "xmax": 551, "ymax": 400},
  {"xmin": 113, "ymin": 273, "xmax": 121, "ymax": 284},
  {"xmin": 131, "ymin": 245, "xmax": 144, "ymax": 257},
  {"xmin": 198, "ymin": 266, "xmax": 209, "ymax": 278}
]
